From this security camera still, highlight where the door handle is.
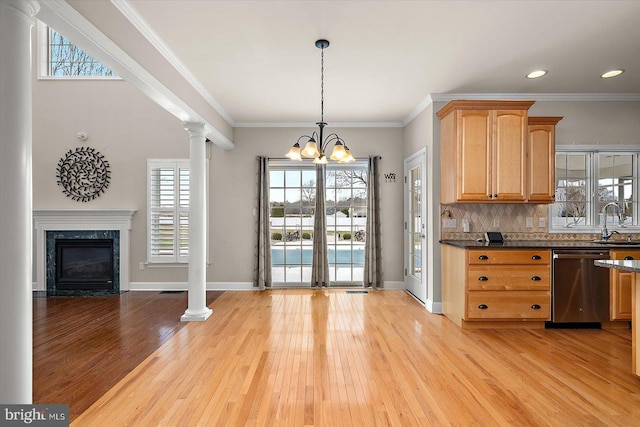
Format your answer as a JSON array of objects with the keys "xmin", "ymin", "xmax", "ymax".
[
  {"xmin": 478, "ymin": 255, "xmax": 489, "ymax": 260},
  {"xmin": 531, "ymin": 304, "xmax": 542, "ymax": 310},
  {"xmin": 531, "ymin": 276, "xmax": 541, "ymax": 281},
  {"xmin": 478, "ymin": 276, "xmax": 488, "ymax": 281},
  {"xmin": 531, "ymin": 255, "xmax": 542, "ymax": 260},
  {"xmin": 478, "ymin": 304, "xmax": 488, "ymax": 310}
]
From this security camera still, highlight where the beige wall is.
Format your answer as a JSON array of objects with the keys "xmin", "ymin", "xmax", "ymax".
[
  {"xmin": 403, "ymin": 104, "xmax": 442, "ymax": 305},
  {"xmin": 214, "ymin": 127, "xmax": 405, "ymax": 284},
  {"xmin": 32, "ymin": 76, "xmax": 406, "ymax": 286}
]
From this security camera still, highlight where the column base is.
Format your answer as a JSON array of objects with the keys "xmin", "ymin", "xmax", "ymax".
[{"xmin": 180, "ymin": 308, "xmax": 213, "ymax": 322}]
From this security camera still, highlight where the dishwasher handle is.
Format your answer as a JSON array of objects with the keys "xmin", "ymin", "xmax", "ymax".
[{"xmin": 553, "ymin": 252, "xmax": 609, "ymax": 260}]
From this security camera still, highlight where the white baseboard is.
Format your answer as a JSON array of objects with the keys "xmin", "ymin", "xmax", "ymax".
[
  {"xmin": 88, "ymin": 281, "xmax": 407, "ymax": 292},
  {"xmin": 383, "ymin": 281, "xmax": 404, "ymax": 290},
  {"xmin": 129, "ymin": 282, "xmax": 256, "ymax": 291},
  {"xmin": 426, "ymin": 299, "xmax": 443, "ymax": 314}
]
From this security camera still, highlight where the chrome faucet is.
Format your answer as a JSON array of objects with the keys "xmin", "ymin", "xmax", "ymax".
[{"xmin": 601, "ymin": 202, "xmax": 622, "ymax": 240}]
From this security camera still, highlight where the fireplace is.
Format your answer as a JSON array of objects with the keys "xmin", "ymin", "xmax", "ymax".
[
  {"xmin": 46, "ymin": 230, "xmax": 121, "ymax": 296},
  {"xmin": 55, "ymin": 239, "xmax": 114, "ymax": 291},
  {"xmin": 34, "ymin": 210, "xmax": 136, "ymax": 294}
]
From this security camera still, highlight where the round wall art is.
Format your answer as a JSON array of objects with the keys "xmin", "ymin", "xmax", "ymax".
[{"xmin": 56, "ymin": 147, "xmax": 111, "ymax": 202}]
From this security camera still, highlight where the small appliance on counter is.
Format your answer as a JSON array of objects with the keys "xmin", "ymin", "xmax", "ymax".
[{"xmin": 484, "ymin": 232, "xmax": 503, "ymax": 243}]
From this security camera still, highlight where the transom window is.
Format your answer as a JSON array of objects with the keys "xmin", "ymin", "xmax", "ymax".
[
  {"xmin": 551, "ymin": 150, "xmax": 639, "ymax": 232},
  {"xmin": 37, "ymin": 21, "xmax": 117, "ymax": 79}
]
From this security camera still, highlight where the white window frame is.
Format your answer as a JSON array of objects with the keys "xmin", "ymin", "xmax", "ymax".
[
  {"xmin": 36, "ymin": 20, "xmax": 120, "ymax": 80},
  {"xmin": 550, "ymin": 146, "xmax": 640, "ymax": 234},
  {"xmin": 268, "ymin": 159, "xmax": 368, "ymax": 286},
  {"xmin": 147, "ymin": 159, "xmax": 191, "ymax": 264}
]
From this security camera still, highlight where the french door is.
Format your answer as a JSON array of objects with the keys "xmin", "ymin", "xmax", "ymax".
[
  {"xmin": 268, "ymin": 160, "xmax": 367, "ymax": 287},
  {"xmin": 404, "ymin": 150, "xmax": 427, "ymax": 303}
]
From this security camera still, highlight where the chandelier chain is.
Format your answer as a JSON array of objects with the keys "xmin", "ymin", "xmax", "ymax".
[{"xmin": 320, "ymin": 46, "xmax": 324, "ymax": 123}]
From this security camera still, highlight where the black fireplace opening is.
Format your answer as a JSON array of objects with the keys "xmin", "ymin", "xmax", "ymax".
[{"xmin": 55, "ymin": 239, "xmax": 115, "ymax": 291}]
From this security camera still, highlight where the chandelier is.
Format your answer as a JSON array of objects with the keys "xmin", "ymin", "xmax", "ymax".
[{"xmin": 285, "ymin": 39, "xmax": 355, "ymax": 164}]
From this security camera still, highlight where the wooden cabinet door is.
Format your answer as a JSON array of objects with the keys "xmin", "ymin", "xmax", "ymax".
[
  {"xmin": 611, "ymin": 270, "xmax": 633, "ymax": 320},
  {"xmin": 609, "ymin": 250, "xmax": 638, "ymax": 320},
  {"xmin": 528, "ymin": 125, "xmax": 555, "ymax": 202},
  {"xmin": 456, "ymin": 110, "xmax": 492, "ymax": 201},
  {"xmin": 492, "ymin": 110, "xmax": 527, "ymax": 201},
  {"xmin": 527, "ymin": 117, "xmax": 562, "ymax": 203}
]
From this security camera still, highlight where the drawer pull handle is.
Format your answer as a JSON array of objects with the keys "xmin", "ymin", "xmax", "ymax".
[
  {"xmin": 531, "ymin": 255, "xmax": 542, "ymax": 260},
  {"xmin": 531, "ymin": 276, "xmax": 541, "ymax": 281},
  {"xmin": 478, "ymin": 255, "xmax": 489, "ymax": 260},
  {"xmin": 531, "ymin": 304, "xmax": 542, "ymax": 310},
  {"xmin": 624, "ymin": 256, "xmax": 634, "ymax": 260},
  {"xmin": 478, "ymin": 304, "xmax": 488, "ymax": 310},
  {"xmin": 478, "ymin": 276, "xmax": 488, "ymax": 281}
]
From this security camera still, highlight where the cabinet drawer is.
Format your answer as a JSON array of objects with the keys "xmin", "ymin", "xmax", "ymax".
[
  {"xmin": 466, "ymin": 291, "xmax": 550, "ymax": 320},
  {"xmin": 467, "ymin": 266, "xmax": 550, "ymax": 291},
  {"xmin": 468, "ymin": 249, "xmax": 550, "ymax": 265}
]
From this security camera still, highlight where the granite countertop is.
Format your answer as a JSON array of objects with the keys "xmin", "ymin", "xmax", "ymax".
[
  {"xmin": 440, "ymin": 239, "xmax": 640, "ymax": 249},
  {"xmin": 595, "ymin": 259, "xmax": 640, "ymax": 273}
]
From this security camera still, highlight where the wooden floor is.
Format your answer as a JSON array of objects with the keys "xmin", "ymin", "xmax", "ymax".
[
  {"xmin": 36, "ymin": 290, "xmax": 640, "ymax": 426},
  {"xmin": 33, "ymin": 291, "xmax": 223, "ymax": 420}
]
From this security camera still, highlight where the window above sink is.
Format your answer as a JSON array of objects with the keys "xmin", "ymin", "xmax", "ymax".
[{"xmin": 550, "ymin": 148, "xmax": 640, "ymax": 234}]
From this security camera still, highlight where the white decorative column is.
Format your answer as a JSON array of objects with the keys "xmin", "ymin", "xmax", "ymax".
[
  {"xmin": 0, "ymin": 0, "xmax": 39, "ymax": 404},
  {"xmin": 181, "ymin": 122, "xmax": 212, "ymax": 321}
]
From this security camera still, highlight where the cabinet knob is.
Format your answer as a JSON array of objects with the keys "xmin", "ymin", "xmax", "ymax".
[
  {"xmin": 493, "ymin": 194, "xmax": 498, "ymax": 198},
  {"xmin": 531, "ymin": 304, "xmax": 542, "ymax": 310},
  {"xmin": 624, "ymin": 256, "xmax": 634, "ymax": 260},
  {"xmin": 531, "ymin": 255, "xmax": 542, "ymax": 260},
  {"xmin": 478, "ymin": 255, "xmax": 489, "ymax": 260},
  {"xmin": 478, "ymin": 276, "xmax": 489, "ymax": 281},
  {"xmin": 478, "ymin": 304, "xmax": 488, "ymax": 310},
  {"xmin": 552, "ymin": 195, "xmax": 555, "ymax": 199},
  {"xmin": 531, "ymin": 276, "xmax": 541, "ymax": 281}
]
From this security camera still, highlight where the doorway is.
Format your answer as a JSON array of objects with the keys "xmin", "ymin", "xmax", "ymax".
[{"xmin": 404, "ymin": 149, "xmax": 427, "ymax": 303}]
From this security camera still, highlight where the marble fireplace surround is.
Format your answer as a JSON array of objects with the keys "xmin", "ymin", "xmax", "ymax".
[{"xmin": 33, "ymin": 210, "xmax": 136, "ymax": 292}]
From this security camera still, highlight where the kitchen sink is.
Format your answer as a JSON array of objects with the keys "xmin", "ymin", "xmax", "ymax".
[{"xmin": 590, "ymin": 240, "xmax": 640, "ymax": 245}]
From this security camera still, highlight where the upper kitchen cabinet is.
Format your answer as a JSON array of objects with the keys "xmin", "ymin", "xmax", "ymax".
[
  {"xmin": 527, "ymin": 117, "xmax": 563, "ymax": 203},
  {"xmin": 437, "ymin": 100, "xmax": 535, "ymax": 204}
]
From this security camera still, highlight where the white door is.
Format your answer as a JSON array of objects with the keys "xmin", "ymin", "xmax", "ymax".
[{"xmin": 404, "ymin": 150, "xmax": 427, "ymax": 303}]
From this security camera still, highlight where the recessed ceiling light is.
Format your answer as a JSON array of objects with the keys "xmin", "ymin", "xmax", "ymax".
[
  {"xmin": 601, "ymin": 69, "xmax": 624, "ymax": 78},
  {"xmin": 526, "ymin": 70, "xmax": 547, "ymax": 79}
]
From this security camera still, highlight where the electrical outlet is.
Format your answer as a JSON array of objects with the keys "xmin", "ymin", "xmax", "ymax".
[
  {"xmin": 462, "ymin": 219, "xmax": 470, "ymax": 232},
  {"xmin": 493, "ymin": 218, "xmax": 500, "ymax": 228},
  {"xmin": 526, "ymin": 217, "xmax": 533, "ymax": 228},
  {"xmin": 538, "ymin": 217, "xmax": 546, "ymax": 228},
  {"xmin": 139, "ymin": 262, "xmax": 145, "ymax": 270},
  {"xmin": 443, "ymin": 218, "xmax": 457, "ymax": 228}
]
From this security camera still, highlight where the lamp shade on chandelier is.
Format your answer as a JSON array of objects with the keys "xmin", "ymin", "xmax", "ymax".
[{"xmin": 285, "ymin": 40, "xmax": 355, "ymax": 164}]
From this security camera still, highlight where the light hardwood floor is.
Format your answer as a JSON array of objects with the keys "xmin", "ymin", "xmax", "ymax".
[{"xmin": 71, "ymin": 289, "xmax": 640, "ymax": 426}]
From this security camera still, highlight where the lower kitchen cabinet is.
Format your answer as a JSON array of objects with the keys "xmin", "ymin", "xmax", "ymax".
[
  {"xmin": 609, "ymin": 250, "xmax": 638, "ymax": 321},
  {"xmin": 442, "ymin": 245, "xmax": 551, "ymax": 328}
]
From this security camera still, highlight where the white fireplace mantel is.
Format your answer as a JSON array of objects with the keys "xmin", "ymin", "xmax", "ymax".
[{"xmin": 33, "ymin": 209, "xmax": 137, "ymax": 291}]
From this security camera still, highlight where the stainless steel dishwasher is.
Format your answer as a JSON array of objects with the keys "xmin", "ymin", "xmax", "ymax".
[{"xmin": 549, "ymin": 249, "xmax": 610, "ymax": 327}]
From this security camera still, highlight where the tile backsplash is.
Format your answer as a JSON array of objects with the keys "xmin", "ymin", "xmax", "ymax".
[{"xmin": 440, "ymin": 204, "xmax": 605, "ymax": 241}]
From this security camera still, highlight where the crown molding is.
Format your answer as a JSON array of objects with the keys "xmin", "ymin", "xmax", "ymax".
[
  {"xmin": 402, "ymin": 94, "xmax": 434, "ymax": 126},
  {"xmin": 235, "ymin": 121, "xmax": 404, "ymax": 128},
  {"xmin": 111, "ymin": 0, "xmax": 235, "ymax": 126},
  {"xmin": 430, "ymin": 93, "xmax": 640, "ymax": 102}
]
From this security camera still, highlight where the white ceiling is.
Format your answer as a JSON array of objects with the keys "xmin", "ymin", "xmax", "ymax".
[{"xmin": 125, "ymin": 0, "xmax": 640, "ymax": 126}]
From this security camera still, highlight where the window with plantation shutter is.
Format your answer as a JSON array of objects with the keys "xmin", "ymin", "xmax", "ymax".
[{"xmin": 148, "ymin": 160, "xmax": 190, "ymax": 263}]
